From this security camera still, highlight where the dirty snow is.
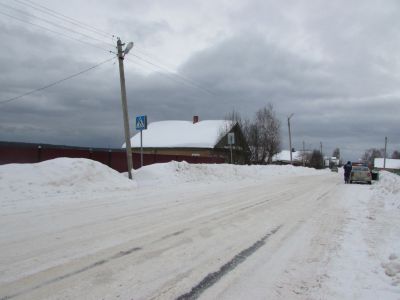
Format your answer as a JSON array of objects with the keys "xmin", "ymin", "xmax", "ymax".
[{"xmin": 0, "ymin": 158, "xmax": 399, "ymax": 299}]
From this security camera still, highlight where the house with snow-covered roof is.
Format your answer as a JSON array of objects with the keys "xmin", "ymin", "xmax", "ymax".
[
  {"xmin": 272, "ymin": 150, "xmax": 305, "ymax": 166},
  {"xmin": 122, "ymin": 116, "xmax": 250, "ymax": 164},
  {"xmin": 374, "ymin": 158, "xmax": 400, "ymax": 174}
]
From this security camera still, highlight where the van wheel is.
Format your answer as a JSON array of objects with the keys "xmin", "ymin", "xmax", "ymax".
[
  {"xmin": 349, "ymin": 180, "xmax": 353, "ymax": 184},
  {"xmin": 368, "ymin": 181, "xmax": 372, "ymax": 185}
]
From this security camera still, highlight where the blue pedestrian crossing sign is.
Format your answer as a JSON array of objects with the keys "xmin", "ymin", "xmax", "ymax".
[{"xmin": 136, "ymin": 115, "xmax": 147, "ymax": 130}]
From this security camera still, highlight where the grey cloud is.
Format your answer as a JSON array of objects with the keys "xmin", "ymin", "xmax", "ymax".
[{"xmin": 1, "ymin": 1, "xmax": 399, "ymax": 161}]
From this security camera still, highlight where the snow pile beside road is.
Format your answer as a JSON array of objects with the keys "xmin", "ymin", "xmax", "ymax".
[
  {"xmin": 0, "ymin": 158, "xmax": 134, "ymax": 201},
  {"xmin": 1, "ymin": 158, "xmax": 330, "ymax": 201},
  {"xmin": 322, "ymin": 171, "xmax": 400, "ymax": 298},
  {"xmin": 373, "ymin": 171, "xmax": 400, "ymax": 209},
  {"xmin": 1, "ymin": 158, "xmax": 330, "ymax": 203},
  {"xmin": 133, "ymin": 160, "xmax": 327, "ymax": 187},
  {"xmin": 372, "ymin": 171, "xmax": 400, "ymax": 286}
]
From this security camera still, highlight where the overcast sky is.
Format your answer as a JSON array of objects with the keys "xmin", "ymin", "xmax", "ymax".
[{"xmin": 0, "ymin": 0, "xmax": 399, "ymax": 161}]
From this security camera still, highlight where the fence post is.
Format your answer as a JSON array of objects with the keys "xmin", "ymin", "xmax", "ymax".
[{"xmin": 108, "ymin": 149, "xmax": 112, "ymax": 167}]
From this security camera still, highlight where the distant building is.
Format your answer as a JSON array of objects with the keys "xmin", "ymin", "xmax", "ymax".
[
  {"xmin": 272, "ymin": 150, "xmax": 305, "ymax": 166},
  {"xmin": 325, "ymin": 156, "xmax": 340, "ymax": 168},
  {"xmin": 122, "ymin": 116, "xmax": 250, "ymax": 164},
  {"xmin": 374, "ymin": 158, "xmax": 400, "ymax": 173}
]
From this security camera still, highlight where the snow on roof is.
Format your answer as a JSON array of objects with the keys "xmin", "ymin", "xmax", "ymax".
[
  {"xmin": 122, "ymin": 120, "xmax": 233, "ymax": 149},
  {"xmin": 272, "ymin": 150, "xmax": 303, "ymax": 162},
  {"xmin": 374, "ymin": 158, "xmax": 400, "ymax": 169}
]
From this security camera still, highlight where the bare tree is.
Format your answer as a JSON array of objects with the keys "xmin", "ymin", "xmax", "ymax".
[
  {"xmin": 362, "ymin": 148, "xmax": 383, "ymax": 165},
  {"xmin": 392, "ymin": 150, "xmax": 400, "ymax": 159},
  {"xmin": 223, "ymin": 110, "xmax": 251, "ymax": 163},
  {"xmin": 332, "ymin": 148, "xmax": 340, "ymax": 159},
  {"xmin": 308, "ymin": 150, "xmax": 324, "ymax": 169},
  {"xmin": 248, "ymin": 104, "xmax": 281, "ymax": 164}
]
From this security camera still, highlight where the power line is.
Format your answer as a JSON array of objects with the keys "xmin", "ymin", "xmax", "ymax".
[
  {"xmin": 125, "ymin": 56, "xmax": 214, "ymax": 96},
  {"xmin": 2, "ymin": 1, "xmax": 216, "ymax": 98},
  {"xmin": 0, "ymin": 56, "xmax": 115, "ymax": 105},
  {"xmin": 133, "ymin": 53, "xmax": 214, "ymax": 94},
  {"xmin": 133, "ymin": 46, "xmax": 218, "ymax": 94},
  {"xmin": 3, "ymin": 1, "xmax": 214, "ymax": 96},
  {"xmin": 129, "ymin": 54, "xmax": 216, "ymax": 96},
  {"xmin": 0, "ymin": 10, "xmax": 113, "ymax": 54},
  {"xmin": 0, "ymin": 2, "xmax": 114, "ymax": 48},
  {"xmin": 12, "ymin": 0, "xmax": 115, "ymax": 39},
  {"xmin": 134, "ymin": 47, "xmax": 181, "ymax": 74}
]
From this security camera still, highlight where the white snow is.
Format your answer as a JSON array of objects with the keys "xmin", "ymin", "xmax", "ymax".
[
  {"xmin": 122, "ymin": 120, "xmax": 233, "ymax": 148},
  {"xmin": 1, "ymin": 158, "xmax": 399, "ymax": 299},
  {"xmin": 319, "ymin": 171, "xmax": 400, "ymax": 299},
  {"xmin": 272, "ymin": 150, "xmax": 303, "ymax": 162},
  {"xmin": 374, "ymin": 158, "xmax": 400, "ymax": 169},
  {"xmin": 0, "ymin": 158, "xmax": 134, "ymax": 211},
  {"xmin": 132, "ymin": 160, "xmax": 324, "ymax": 187}
]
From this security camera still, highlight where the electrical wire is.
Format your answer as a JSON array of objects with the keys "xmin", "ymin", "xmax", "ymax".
[
  {"xmin": 0, "ymin": 2, "xmax": 114, "ymax": 48},
  {"xmin": 1, "ymin": 1, "xmax": 216, "ymax": 98},
  {"xmin": 12, "ymin": 0, "xmax": 115, "ymax": 39},
  {"xmin": 0, "ymin": 11, "xmax": 113, "ymax": 54},
  {"xmin": 3, "ymin": 0, "xmax": 214, "ymax": 95},
  {"xmin": 129, "ymin": 54, "xmax": 216, "ymax": 96},
  {"xmin": 132, "ymin": 46, "xmax": 216, "ymax": 93},
  {"xmin": 0, "ymin": 56, "xmax": 115, "ymax": 105}
]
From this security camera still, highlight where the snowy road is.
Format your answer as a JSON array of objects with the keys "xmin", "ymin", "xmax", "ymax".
[{"xmin": 1, "ymin": 160, "xmax": 399, "ymax": 299}]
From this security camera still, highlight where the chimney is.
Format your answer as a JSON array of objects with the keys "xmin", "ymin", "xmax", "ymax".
[{"xmin": 193, "ymin": 115, "xmax": 199, "ymax": 124}]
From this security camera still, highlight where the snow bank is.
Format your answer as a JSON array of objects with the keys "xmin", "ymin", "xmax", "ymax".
[
  {"xmin": 373, "ymin": 171, "xmax": 400, "ymax": 209},
  {"xmin": 370, "ymin": 171, "xmax": 400, "ymax": 287},
  {"xmin": 0, "ymin": 158, "xmax": 134, "ymax": 201},
  {"xmin": 133, "ymin": 160, "xmax": 328, "ymax": 187},
  {"xmin": 1, "ymin": 158, "xmax": 330, "ymax": 203},
  {"xmin": 322, "ymin": 170, "xmax": 400, "ymax": 297}
]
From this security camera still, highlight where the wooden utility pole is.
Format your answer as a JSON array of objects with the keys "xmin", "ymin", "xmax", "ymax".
[
  {"xmin": 320, "ymin": 141, "xmax": 323, "ymax": 167},
  {"xmin": 384, "ymin": 136, "xmax": 387, "ymax": 169},
  {"xmin": 117, "ymin": 38, "xmax": 134, "ymax": 179},
  {"xmin": 288, "ymin": 113, "xmax": 294, "ymax": 165}
]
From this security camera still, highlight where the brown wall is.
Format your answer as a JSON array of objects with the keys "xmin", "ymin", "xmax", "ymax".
[
  {"xmin": 0, "ymin": 143, "xmax": 224, "ymax": 172},
  {"xmin": 132, "ymin": 148, "xmax": 216, "ymax": 157}
]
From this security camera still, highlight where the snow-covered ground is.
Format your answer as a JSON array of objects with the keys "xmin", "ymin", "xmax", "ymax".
[{"xmin": 0, "ymin": 158, "xmax": 399, "ymax": 299}]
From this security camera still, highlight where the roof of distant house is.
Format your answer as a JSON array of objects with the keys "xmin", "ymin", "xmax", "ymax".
[
  {"xmin": 122, "ymin": 120, "xmax": 233, "ymax": 149},
  {"xmin": 374, "ymin": 158, "xmax": 400, "ymax": 169},
  {"xmin": 272, "ymin": 150, "xmax": 303, "ymax": 162}
]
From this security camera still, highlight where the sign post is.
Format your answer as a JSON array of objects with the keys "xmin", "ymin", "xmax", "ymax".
[
  {"xmin": 228, "ymin": 132, "xmax": 235, "ymax": 164},
  {"xmin": 136, "ymin": 115, "xmax": 148, "ymax": 168}
]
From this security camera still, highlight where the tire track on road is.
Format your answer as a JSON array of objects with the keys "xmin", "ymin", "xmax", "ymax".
[{"xmin": 176, "ymin": 226, "xmax": 282, "ymax": 300}]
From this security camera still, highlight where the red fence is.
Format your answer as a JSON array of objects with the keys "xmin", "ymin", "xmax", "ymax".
[{"xmin": 0, "ymin": 142, "xmax": 224, "ymax": 172}]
